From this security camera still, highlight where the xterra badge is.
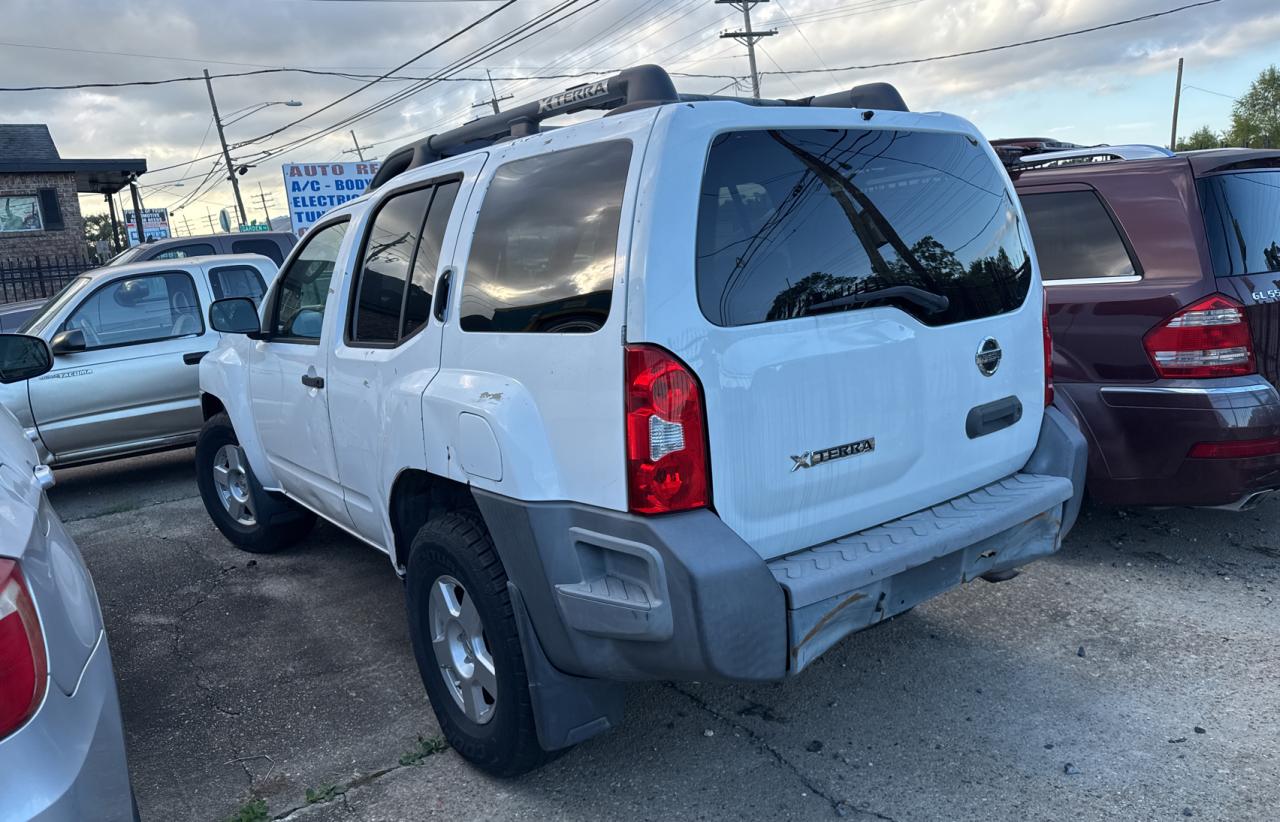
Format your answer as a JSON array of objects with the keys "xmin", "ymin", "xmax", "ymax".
[{"xmin": 790, "ymin": 438, "xmax": 875, "ymax": 472}]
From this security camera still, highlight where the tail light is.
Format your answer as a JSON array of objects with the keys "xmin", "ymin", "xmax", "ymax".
[
  {"xmin": 1143, "ymin": 295, "xmax": 1255, "ymax": 379},
  {"xmin": 1188, "ymin": 437, "xmax": 1280, "ymax": 459},
  {"xmin": 1043, "ymin": 295, "xmax": 1054, "ymax": 407},
  {"xmin": 625, "ymin": 344, "xmax": 710, "ymax": 514},
  {"xmin": 0, "ymin": 559, "xmax": 46, "ymax": 739}
]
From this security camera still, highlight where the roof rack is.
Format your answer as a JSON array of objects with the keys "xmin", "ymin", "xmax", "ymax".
[
  {"xmin": 1000, "ymin": 143, "xmax": 1175, "ymax": 170},
  {"xmin": 369, "ymin": 65, "xmax": 908, "ymax": 190}
]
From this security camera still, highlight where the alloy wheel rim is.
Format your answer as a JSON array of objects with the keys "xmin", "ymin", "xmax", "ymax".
[
  {"xmin": 212, "ymin": 444, "xmax": 256, "ymax": 526},
  {"xmin": 428, "ymin": 574, "xmax": 497, "ymax": 725}
]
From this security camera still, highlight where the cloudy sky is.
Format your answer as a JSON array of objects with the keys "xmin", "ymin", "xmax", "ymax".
[{"xmin": 2, "ymin": 0, "xmax": 1276, "ymax": 229}]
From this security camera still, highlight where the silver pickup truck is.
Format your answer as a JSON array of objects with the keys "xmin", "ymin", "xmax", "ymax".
[{"xmin": 0, "ymin": 254, "xmax": 276, "ymax": 467}]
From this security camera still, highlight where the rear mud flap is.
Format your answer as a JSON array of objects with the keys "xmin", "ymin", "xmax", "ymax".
[{"xmin": 508, "ymin": 582, "xmax": 625, "ymax": 751}]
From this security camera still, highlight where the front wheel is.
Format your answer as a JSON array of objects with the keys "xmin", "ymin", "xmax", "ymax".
[
  {"xmin": 405, "ymin": 511, "xmax": 556, "ymax": 776},
  {"xmin": 195, "ymin": 412, "xmax": 315, "ymax": 553}
]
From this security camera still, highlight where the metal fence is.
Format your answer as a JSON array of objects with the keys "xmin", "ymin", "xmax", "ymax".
[{"xmin": 0, "ymin": 255, "xmax": 96, "ymax": 304}]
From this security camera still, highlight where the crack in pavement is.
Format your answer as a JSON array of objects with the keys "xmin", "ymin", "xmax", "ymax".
[
  {"xmin": 270, "ymin": 752, "xmax": 448, "ymax": 821},
  {"xmin": 668, "ymin": 683, "xmax": 899, "ymax": 822},
  {"xmin": 60, "ymin": 492, "xmax": 202, "ymax": 523}
]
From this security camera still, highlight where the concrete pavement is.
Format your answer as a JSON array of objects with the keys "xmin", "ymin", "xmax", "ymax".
[{"xmin": 51, "ymin": 450, "xmax": 1280, "ymax": 821}]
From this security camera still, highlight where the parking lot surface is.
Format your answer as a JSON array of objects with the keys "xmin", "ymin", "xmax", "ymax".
[{"xmin": 52, "ymin": 451, "xmax": 1280, "ymax": 821}]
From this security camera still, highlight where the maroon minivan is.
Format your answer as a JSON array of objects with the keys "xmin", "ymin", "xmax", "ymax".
[{"xmin": 998, "ymin": 141, "xmax": 1280, "ymax": 509}]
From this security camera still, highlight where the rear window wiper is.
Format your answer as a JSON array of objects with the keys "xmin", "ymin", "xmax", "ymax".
[{"xmin": 806, "ymin": 285, "xmax": 950, "ymax": 316}]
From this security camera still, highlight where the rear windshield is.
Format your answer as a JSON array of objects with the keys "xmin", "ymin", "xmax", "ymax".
[
  {"xmin": 1198, "ymin": 171, "xmax": 1280, "ymax": 276},
  {"xmin": 696, "ymin": 129, "xmax": 1031, "ymax": 327}
]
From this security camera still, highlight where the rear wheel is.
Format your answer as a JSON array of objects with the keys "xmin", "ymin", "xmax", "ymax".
[
  {"xmin": 405, "ymin": 511, "xmax": 555, "ymax": 776},
  {"xmin": 196, "ymin": 412, "xmax": 315, "ymax": 553}
]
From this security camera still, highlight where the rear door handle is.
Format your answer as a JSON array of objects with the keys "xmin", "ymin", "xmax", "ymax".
[
  {"xmin": 183, "ymin": 351, "xmax": 208, "ymax": 365},
  {"xmin": 301, "ymin": 374, "xmax": 325, "ymax": 389},
  {"xmin": 433, "ymin": 268, "xmax": 453, "ymax": 322}
]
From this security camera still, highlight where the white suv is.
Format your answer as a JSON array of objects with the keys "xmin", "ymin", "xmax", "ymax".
[{"xmin": 195, "ymin": 66, "xmax": 1086, "ymax": 776}]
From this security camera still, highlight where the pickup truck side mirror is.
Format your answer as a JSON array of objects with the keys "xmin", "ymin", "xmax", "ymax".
[
  {"xmin": 209, "ymin": 297, "xmax": 262, "ymax": 336},
  {"xmin": 0, "ymin": 334, "xmax": 53, "ymax": 384},
  {"xmin": 50, "ymin": 328, "xmax": 86, "ymax": 355}
]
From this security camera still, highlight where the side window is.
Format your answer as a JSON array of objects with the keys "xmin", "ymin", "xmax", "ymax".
[
  {"xmin": 62, "ymin": 272, "xmax": 203, "ymax": 349},
  {"xmin": 152, "ymin": 243, "xmax": 216, "ymax": 260},
  {"xmin": 460, "ymin": 141, "xmax": 631, "ymax": 333},
  {"xmin": 1021, "ymin": 191, "xmax": 1139, "ymax": 282},
  {"xmin": 208, "ymin": 265, "xmax": 268, "ymax": 306},
  {"xmin": 231, "ymin": 238, "xmax": 285, "ymax": 266},
  {"xmin": 270, "ymin": 220, "xmax": 348, "ymax": 341},
  {"xmin": 404, "ymin": 181, "xmax": 459, "ymax": 337},
  {"xmin": 349, "ymin": 178, "xmax": 461, "ymax": 345}
]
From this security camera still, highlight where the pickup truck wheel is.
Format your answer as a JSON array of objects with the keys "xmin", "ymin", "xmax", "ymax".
[
  {"xmin": 196, "ymin": 412, "xmax": 315, "ymax": 553},
  {"xmin": 405, "ymin": 511, "xmax": 556, "ymax": 777}
]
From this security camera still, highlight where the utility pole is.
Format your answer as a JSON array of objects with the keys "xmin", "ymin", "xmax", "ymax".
[
  {"xmin": 206, "ymin": 209, "xmax": 218, "ymax": 234},
  {"xmin": 1169, "ymin": 57, "xmax": 1185, "ymax": 151},
  {"xmin": 128, "ymin": 179, "xmax": 147, "ymax": 246},
  {"xmin": 349, "ymin": 130, "xmax": 366, "ymax": 161},
  {"xmin": 717, "ymin": 0, "xmax": 776, "ymax": 99},
  {"xmin": 104, "ymin": 193, "xmax": 124, "ymax": 252},
  {"xmin": 181, "ymin": 214, "xmax": 193, "ymax": 237},
  {"xmin": 473, "ymin": 69, "xmax": 513, "ymax": 115},
  {"xmin": 257, "ymin": 181, "xmax": 273, "ymax": 228},
  {"xmin": 204, "ymin": 68, "xmax": 248, "ymax": 228}
]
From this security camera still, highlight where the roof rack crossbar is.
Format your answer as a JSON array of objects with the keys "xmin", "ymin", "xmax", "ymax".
[
  {"xmin": 1012, "ymin": 144, "xmax": 1175, "ymax": 168},
  {"xmin": 370, "ymin": 65, "xmax": 679, "ymax": 190},
  {"xmin": 676, "ymin": 81, "xmax": 908, "ymax": 113},
  {"xmin": 369, "ymin": 66, "xmax": 909, "ymax": 190}
]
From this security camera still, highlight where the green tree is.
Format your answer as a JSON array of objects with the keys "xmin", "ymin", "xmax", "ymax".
[
  {"xmin": 1176, "ymin": 125, "xmax": 1221, "ymax": 151},
  {"xmin": 1227, "ymin": 65, "xmax": 1280, "ymax": 148},
  {"xmin": 82, "ymin": 213, "xmax": 121, "ymax": 260}
]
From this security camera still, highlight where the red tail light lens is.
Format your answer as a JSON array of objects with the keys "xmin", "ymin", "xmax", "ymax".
[
  {"xmin": 1143, "ymin": 295, "xmax": 1255, "ymax": 379},
  {"xmin": 625, "ymin": 345, "xmax": 709, "ymax": 515},
  {"xmin": 0, "ymin": 559, "xmax": 47, "ymax": 739},
  {"xmin": 1043, "ymin": 295, "xmax": 1054, "ymax": 407},
  {"xmin": 1188, "ymin": 437, "xmax": 1280, "ymax": 459}
]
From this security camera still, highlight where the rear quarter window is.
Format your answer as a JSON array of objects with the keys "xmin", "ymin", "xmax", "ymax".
[
  {"xmin": 459, "ymin": 140, "xmax": 631, "ymax": 334},
  {"xmin": 1198, "ymin": 170, "xmax": 1280, "ymax": 276},
  {"xmin": 696, "ymin": 129, "xmax": 1031, "ymax": 327},
  {"xmin": 1020, "ymin": 190, "xmax": 1139, "ymax": 282}
]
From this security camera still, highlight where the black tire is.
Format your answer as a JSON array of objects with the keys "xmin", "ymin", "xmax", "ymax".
[
  {"xmin": 195, "ymin": 412, "xmax": 315, "ymax": 553},
  {"xmin": 405, "ymin": 511, "xmax": 555, "ymax": 777}
]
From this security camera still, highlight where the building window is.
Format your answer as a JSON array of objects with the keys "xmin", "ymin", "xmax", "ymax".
[{"xmin": 0, "ymin": 195, "xmax": 43, "ymax": 233}]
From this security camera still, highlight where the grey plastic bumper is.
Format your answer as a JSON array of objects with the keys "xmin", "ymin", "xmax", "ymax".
[{"xmin": 475, "ymin": 407, "xmax": 1086, "ymax": 745}]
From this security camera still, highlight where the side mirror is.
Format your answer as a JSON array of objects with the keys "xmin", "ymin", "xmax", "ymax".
[
  {"xmin": 50, "ymin": 328, "xmax": 86, "ymax": 355},
  {"xmin": 209, "ymin": 298, "xmax": 261, "ymax": 336},
  {"xmin": 287, "ymin": 308, "xmax": 323, "ymax": 339},
  {"xmin": 0, "ymin": 334, "xmax": 53, "ymax": 384}
]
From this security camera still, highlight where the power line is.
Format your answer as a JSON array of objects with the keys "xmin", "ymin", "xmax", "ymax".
[
  {"xmin": 230, "ymin": 0, "xmax": 519, "ymax": 149},
  {"xmin": 240, "ymin": 0, "xmax": 608, "ymax": 165},
  {"xmin": 757, "ymin": 0, "xmax": 1223, "ymax": 76}
]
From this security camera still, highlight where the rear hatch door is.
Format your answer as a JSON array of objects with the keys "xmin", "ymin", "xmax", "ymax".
[
  {"xmin": 1197, "ymin": 161, "xmax": 1280, "ymax": 386},
  {"xmin": 638, "ymin": 115, "xmax": 1045, "ymax": 560}
]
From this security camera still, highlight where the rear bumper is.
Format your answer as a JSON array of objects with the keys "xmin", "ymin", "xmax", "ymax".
[
  {"xmin": 478, "ymin": 408, "xmax": 1085, "ymax": 687},
  {"xmin": 1058, "ymin": 376, "xmax": 1280, "ymax": 507},
  {"xmin": 0, "ymin": 633, "xmax": 135, "ymax": 822}
]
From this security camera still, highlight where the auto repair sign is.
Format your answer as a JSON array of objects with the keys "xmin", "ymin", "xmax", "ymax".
[{"xmin": 282, "ymin": 161, "xmax": 381, "ymax": 236}]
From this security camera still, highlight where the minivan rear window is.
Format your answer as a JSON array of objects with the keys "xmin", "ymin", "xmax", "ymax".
[
  {"xmin": 1198, "ymin": 171, "xmax": 1280, "ymax": 276},
  {"xmin": 696, "ymin": 129, "xmax": 1031, "ymax": 327}
]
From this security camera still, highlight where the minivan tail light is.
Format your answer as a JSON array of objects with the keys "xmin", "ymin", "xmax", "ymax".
[
  {"xmin": 1143, "ymin": 295, "xmax": 1255, "ymax": 379},
  {"xmin": 1043, "ymin": 295, "xmax": 1054, "ymax": 407},
  {"xmin": 0, "ymin": 559, "xmax": 47, "ymax": 739},
  {"xmin": 625, "ymin": 345, "xmax": 710, "ymax": 515}
]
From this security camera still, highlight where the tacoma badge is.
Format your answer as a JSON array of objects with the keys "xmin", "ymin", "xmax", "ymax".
[{"xmin": 791, "ymin": 437, "xmax": 875, "ymax": 472}]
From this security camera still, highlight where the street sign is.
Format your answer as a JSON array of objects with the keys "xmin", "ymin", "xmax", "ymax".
[
  {"xmin": 282, "ymin": 161, "xmax": 381, "ymax": 236},
  {"xmin": 238, "ymin": 224, "xmax": 270, "ymax": 232}
]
